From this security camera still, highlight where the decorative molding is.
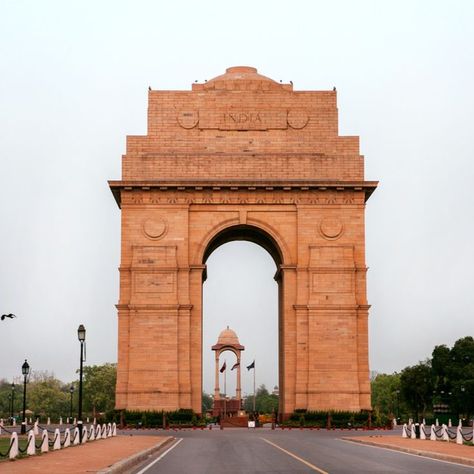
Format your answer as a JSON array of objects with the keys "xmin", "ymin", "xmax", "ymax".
[
  {"xmin": 143, "ymin": 217, "xmax": 168, "ymax": 240},
  {"xmin": 319, "ymin": 218, "xmax": 344, "ymax": 240}
]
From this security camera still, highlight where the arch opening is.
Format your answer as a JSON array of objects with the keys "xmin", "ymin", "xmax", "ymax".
[{"xmin": 202, "ymin": 225, "xmax": 283, "ymax": 417}]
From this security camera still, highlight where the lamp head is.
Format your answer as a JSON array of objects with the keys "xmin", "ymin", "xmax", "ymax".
[
  {"xmin": 22, "ymin": 359, "xmax": 30, "ymax": 376},
  {"xmin": 70, "ymin": 385, "xmax": 74, "ymax": 393},
  {"xmin": 77, "ymin": 324, "xmax": 86, "ymax": 342}
]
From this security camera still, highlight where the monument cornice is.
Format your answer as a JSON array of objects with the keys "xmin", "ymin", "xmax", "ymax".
[{"xmin": 109, "ymin": 179, "xmax": 377, "ymax": 207}]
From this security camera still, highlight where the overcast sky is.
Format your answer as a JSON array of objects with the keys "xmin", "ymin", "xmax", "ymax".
[{"xmin": 1, "ymin": 1, "xmax": 473, "ymax": 398}]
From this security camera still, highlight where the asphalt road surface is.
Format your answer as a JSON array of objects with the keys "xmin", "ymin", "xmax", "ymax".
[{"xmin": 128, "ymin": 428, "xmax": 474, "ymax": 474}]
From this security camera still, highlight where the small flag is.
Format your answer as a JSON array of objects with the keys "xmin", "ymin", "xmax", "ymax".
[
  {"xmin": 231, "ymin": 362, "xmax": 240, "ymax": 371},
  {"xmin": 220, "ymin": 361, "xmax": 227, "ymax": 373},
  {"xmin": 246, "ymin": 360, "xmax": 255, "ymax": 370}
]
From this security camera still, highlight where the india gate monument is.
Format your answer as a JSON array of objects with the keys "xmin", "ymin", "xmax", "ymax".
[{"xmin": 109, "ymin": 66, "xmax": 377, "ymax": 419}]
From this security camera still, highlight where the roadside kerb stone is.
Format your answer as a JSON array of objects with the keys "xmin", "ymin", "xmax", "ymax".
[
  {"xmin": 97, "ymin": 437, "xmax": 175, "ymax": 474},
  {"xmin": 343, "ymin": 436, "xmax": 474, "ymax": 468}
]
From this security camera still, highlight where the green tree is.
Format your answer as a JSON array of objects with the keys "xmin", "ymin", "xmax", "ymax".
[
  {"xmin": 28, "ymin": 373, "xmax": 69, "ymax": 420},
  {"xmin": 0, "ymin": 379, "xmax": 17, "ymax": 419},
  {"xmin": 202, "ymin": 392, "xmax": 213, "ymax": 412},
  {"xmin": 82, "ymin": 363, "xmax": 117, "ymax": 416},
  {"xmin": 371, "ymin": 372, "xmax": 402, "ymax": 419},
  {"xmin": 400, "ymin": 361, "xmax": 433, "ymax": 422},
  {"xmin": 243, "ymin": 384, "xmax": 278, "ymax": 414},
  {"xmin": 432, "ymin": 337, "xmax": 474, "ymax": 418}
]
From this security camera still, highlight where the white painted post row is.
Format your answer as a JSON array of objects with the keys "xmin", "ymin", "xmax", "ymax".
[
  {"xmin": 2, "ymin": 422, "xmax": 117, "ymax": 461},
  {"xmin": 403, "ymin": 420, "xmax": 471, "ymax": 445},
  {"xmin": 2, "ymin": 422, "xmax": 117, "ymax": 459}
]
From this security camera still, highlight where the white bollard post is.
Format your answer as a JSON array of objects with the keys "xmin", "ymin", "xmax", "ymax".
[
  {"xmin": 41, "ymin": 429, "xmax": 49, "ymax": 453},
  {"xmin": 66, "ymin": 417, "xmax": 69, "ymax": 424},
  {"xmin": 73, "ymin": 427, "xmax": 80, "ymax": 445},
  {"xmin": 411, "ymin": 424, "xmax": 416, "ymax": 439},
  {"xmin": 402, "ymin": 423, "xmax": 408, "ymax": 438},
  {"xmin": 448, "ymin": 419, "xmax": 452, "ymax": 427},
  {"xmin": 9, "ymin": 432, "xmax": 19, "ymax": 459},
  {"xmin": 53, "ymin": 428, "xmax": 61, "ymax": 450},
  {"xmin": 86, "ymin": 417, "xmax": 89, "ymax": 423},
  {"xmin": 422, "ymin": 418, "xmax": 426, "ymax": 425},
  {"xmin": 95, "ymin": 424, "xmax": 101, "ymax": 439},
  {"xmin": 27, "ymin": 430, "xmax": 36, "ymax": 455},
  {"xmin": 89, "ymin": 425, "xmax": 95, "ymax": 441},
  {"xmin": 430, "ymin": 424, "xmax": 436, "ymax": 441},
  {"xmin": 33, "ymin": 420, "xmax": 39, "ymax": 435},
  {"xmin": 112, "ymin": 422, "xmax": 117, "ymax": 436},
  {"xmin": 0, "ymin": 419, "xmax": 3, "ymax": 427},
  {"xmin": 420, "ymin": 423, "xmax": 426, "ymax": 440},
  {"xmin": 59, "ymin": 416, "xmax": 63, "ymax": 426},
  {"xmin": 107, "ymin": 423, "xmax": 112, "ymax": 437},
  {"xmin": 93, "ymin": 417, "xmax": 97, "ymax": 425},
  {"xmin": 64, "ymin": 428, "xmax": 71, "ymax": 448},
  {"xmin": 29, "ymin": 417, "xmax": 32, "ymax": 424},
  {"xmin": 73, "ymin": 417, "xmax": 77, "ymax": 425},
  {"xmin": 12, "ymin": 418, "xmax": 16, "ymax": 427},
  {"xmin": 82, "ymin": 426, "xmax": 88, "ymax": 444},
  {"xmin": 442, "ymin": 424, "xmax": 449, "ymax": 441},
  {"xmin": 47, "ymin": 417, "xmax": 51, "ymax": 426},
  {"xmin": 435, "ymin": 418, "xmax": 439, "ymax": 426},
  {"xmin": 456, "ymin": 425, "xmax": 463, "ymax": 445}
]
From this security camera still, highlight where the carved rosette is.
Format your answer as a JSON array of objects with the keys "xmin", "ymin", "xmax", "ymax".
[
  {"xmin": 143, "ymin": 218, "xmax": 168, "ymax": 240},
  {"xmin": 319, "ymin": 218, "xmax": 344, "ymax": 240},
  {"xmin": 287, "ymin": 109, "xmax": 309, "ymax": 129},
  {"xmin": 177, "ymin": 110, "xmax": 199, "ymax": 129}
]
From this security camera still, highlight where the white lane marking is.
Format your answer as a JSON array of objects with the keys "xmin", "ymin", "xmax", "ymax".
[
  {"xmin": 261, "ymin": 437, "xmax": 329, "ymax": 473},
  {"xmin": 340, "ymin": 438, "xmax": 474, "ymax": 470},
  {"xmin": 135, "ymin": 438, "xmax": 183, "ymax": 474}
]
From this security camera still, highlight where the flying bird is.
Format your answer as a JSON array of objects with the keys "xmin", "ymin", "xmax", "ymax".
[{"xmin": 1, "ymin": 313, "xmax": 16, "ymax": 320}]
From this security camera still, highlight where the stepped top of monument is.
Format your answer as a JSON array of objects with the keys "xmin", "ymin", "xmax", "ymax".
[{"xmin": 192, "ymin": 66, "xmax": 292, "ymax": 91}]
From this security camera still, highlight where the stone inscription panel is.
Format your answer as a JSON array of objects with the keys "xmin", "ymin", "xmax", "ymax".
[
  {"xmin": 312, "ymin": 273, "xmax": 352, "ymax": 294},
  {"xmin": 198, "ymin": 109, "xmax": 288, "ymax": 130},
  {"xmin": 132, "ymin": 246, "xmax": 177, "ymax": 268},
  {"xmin": 135, "ymin": 272, "xmax": 175, "ymax": 293}
]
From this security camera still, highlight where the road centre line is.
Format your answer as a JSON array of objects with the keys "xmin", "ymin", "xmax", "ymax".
[
  {"xmin": 135, "ymin": 438, "xmax": 183, "ymax": 474},
  {"xmin": 260, "ymin": 437, "xmax": 329, "ymax": 474}
]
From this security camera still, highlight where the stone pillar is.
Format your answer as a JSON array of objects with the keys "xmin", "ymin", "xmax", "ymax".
[
  {"xmin": 214, "ymin": 353, "xmax": 220, "ymax": 400},
  {"xmin": 236, "ymin": 355, "xmax": 241, "ymax": 401}
]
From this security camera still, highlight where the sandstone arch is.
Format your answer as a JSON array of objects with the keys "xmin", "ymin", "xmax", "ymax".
[{"xmin": 109, "ymin": 66, "xmax": 377, "ymax": 417}]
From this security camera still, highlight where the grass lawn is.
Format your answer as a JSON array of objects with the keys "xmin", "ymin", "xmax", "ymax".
[{"xmin": 0, "ymin": 435, "xmax": 32, "ymax": 459}]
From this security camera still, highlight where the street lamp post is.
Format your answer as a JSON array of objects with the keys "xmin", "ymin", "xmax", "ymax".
[
  {"xmin": 77, "ymin": 324, "xmax": 86, "ymax": 442},
  {"xmin": 396, "ymin": 389, "xmax": 400, "ymax": 421},
  {"xmin": 69, "ymin": 385, "xmax": 74, "ymax": 420},
  {"xmin": 21, "ymin": 360, "xmax": 30, "ymax": 434},
  {"xmin": 10, "ymin": 383, "xmax": 15, "ymax": 422}
]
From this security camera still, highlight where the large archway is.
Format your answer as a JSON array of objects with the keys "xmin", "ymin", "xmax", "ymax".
[
  {"xmin": 110, "ymin": 66, "xmax": 377, "ymax": 418},
  {"xmin": 202, "ymin": 226, "xmax": 282, "ymax": 413}
]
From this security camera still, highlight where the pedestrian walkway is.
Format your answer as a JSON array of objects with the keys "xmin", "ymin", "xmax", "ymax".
[
  {"xmin": 344, "ymin": 435, "xmax": 474, "ymax": 467},
  {"xmin": 0, "ymin": 435, "xmax": 170, "ymax": 473}
]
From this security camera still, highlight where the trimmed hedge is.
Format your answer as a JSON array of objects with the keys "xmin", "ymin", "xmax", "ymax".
[
  {"xmin": 105, "ymin": 409, "xmax": 206, "ymax": 428},
  {"xmin": 283, "ymin": 410, "xmax": 388, "ymax": 428}
]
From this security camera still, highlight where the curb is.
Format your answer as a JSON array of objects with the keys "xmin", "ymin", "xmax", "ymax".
[
  {"xmin": 97, "ymin": 436, "xmax": 176, "ymax": 474},
  {"xmin": 342, "ymin": 437, "xmax": 474, "ymax": 468}
]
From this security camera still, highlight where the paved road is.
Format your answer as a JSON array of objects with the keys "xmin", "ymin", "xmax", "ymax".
[{"xmin": 128, "ymin": 428, "xmax": 474, "ymax": 474}]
